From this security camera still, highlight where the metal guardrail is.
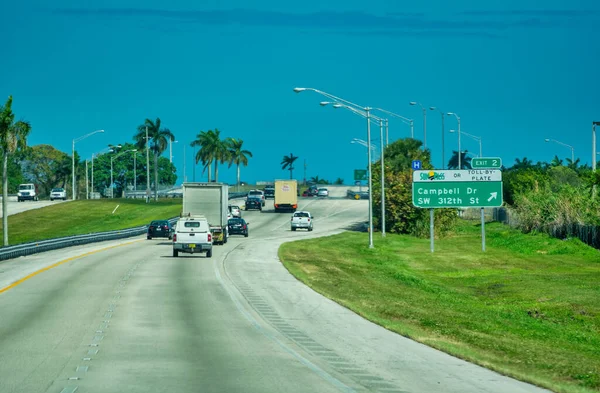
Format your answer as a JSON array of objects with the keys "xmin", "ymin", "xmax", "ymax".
[{"xmin": 0, "ymin": 192, "xmax": 249, "ymax": 262}]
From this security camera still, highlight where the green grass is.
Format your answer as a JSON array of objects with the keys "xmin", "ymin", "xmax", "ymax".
[
  {"xmin": 279, "ymin": 220, "xmax": 600, "ymax": 393},
  {"xmin": 1, "ymin": 199, "xmax": 182, "ymax": 245}
]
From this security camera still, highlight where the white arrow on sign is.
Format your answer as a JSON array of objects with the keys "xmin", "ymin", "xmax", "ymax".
[{"xmin": 487, "ymin": 192, "xmax": 498, "ymax": 202}]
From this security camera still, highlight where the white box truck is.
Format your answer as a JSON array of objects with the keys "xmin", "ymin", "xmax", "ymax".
[
  {"xmin": 181, "ymin": 182, "xmax": 229, "ymax": 245},
  {"xmin": 274, "ymin": 179, "xmax": 298, "ymax": 213}
]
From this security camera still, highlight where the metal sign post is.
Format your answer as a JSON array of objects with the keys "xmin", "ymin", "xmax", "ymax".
[{"xmin": 430, "ymin": 208, "xmax": 434, "ymax": 253}]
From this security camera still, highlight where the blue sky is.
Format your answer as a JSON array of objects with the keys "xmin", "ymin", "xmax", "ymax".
[{"xmin": 2, "ymin": 0, "xmax": 599, "ymax": 186}]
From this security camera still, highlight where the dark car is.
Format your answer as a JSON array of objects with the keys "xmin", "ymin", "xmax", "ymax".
[
  {"xmin": 147, "ymin": 220, "xmax": 173, "ymax": 240},
  {"xmin": 263, "ymin": 186, "xmax": 275, "ymax": 199},
  {"xmin": 228, "ymin": 218, "xmax": 249, "ymax": 237},
  {"xmin": 245, "ymin": 196, "xmax": 262, "ymax": 211}
]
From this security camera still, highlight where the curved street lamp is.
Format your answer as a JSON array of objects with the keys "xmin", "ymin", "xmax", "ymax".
[
  {"xmin": 544, "ymin": 138, "xmax": 574, "ymax": 162},
  {"xmin": 72, "ymin": 129, "xmax": 104, "ymax": 200},
  {"xmin": 447, "ymin": 112, "xmax": 461, "ymax": 169},
  {"xmin": 295, "ymin": 88, "xmax": 375, "ymax": 247},
  {"xmin": 410, "ymin": 102, "xmax": 427, "ymax": 148}
]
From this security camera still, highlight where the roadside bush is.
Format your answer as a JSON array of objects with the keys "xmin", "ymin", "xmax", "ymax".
[
  {"xmin": 372, "ymin": 168, "xmax": 457, "ymax": 238},
  {"xmin": 514, "ymin": 184, "xmax": 600, "ymax": 233}
]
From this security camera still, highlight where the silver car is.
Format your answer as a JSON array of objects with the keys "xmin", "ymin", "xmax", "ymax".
[
  {"xmin": 317, "ymin": 188, "xmax": 329, "ymax": 197},
  {"xmin": 228, "ymin": 205, "xmax": 242, "ymax": 218}
]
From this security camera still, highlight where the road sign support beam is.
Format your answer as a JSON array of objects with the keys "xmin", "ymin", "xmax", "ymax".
[{"xmin": 430, "ymin": 209, "xmax": 434, "ymax": 253}]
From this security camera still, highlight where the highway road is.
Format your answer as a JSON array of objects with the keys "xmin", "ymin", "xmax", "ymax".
[
  {"xmin": 0, "ymin": 198, "xmax": 550, "ymax": 393},
  {"xmin": 0, "ymin": 200, "xmax": 68, "ymax": 218}
]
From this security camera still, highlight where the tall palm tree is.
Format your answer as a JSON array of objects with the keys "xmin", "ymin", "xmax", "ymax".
[
  {"xmin": 550, "ymin": 155, "xmax": 563, "ymax": 167},
  {"xmin": 281, "ymin": 153, "xmax": 299, "ymax": 179},
  {"xmin": 565, "ymin": 157, "xmax": 580, "ymax": 170},
  {"xmin": 226, "ymin": 138, "xmax": 252, "ymax": 186},
  {"xmin": 0, "ymin": 96, "xmax": 31, "ymax": 246},
  {"xmin": 134, "ymin": 118, "xmax": 174, "ymax": 201},
  {"xmin": 191, "ymin": 129, "xmax": 229, "ymax": 182},
  {"xmin": 447, "ymin": 150, "xmax": 472, "ymax": 169},
  {"xmin": 513, "ymin": 157, "xmax": 534, "ymax": 170}
]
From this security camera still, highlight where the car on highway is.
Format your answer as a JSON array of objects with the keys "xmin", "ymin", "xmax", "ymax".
[
  {"xmin": 245, "ymin": 196, "xmax": 262, "ymax": 211},
  {"xmin": 302, "ymin": 186, "xmax": 319, "ymax": 197},
  {"xmin": 50, "ymin": 187, "xmax": 67, "ymax": 201},
  {"xmin": 228, "ymin": 217, "xmax": 249, "ymax": 237},
  {"xmin": 247, "ymin": 189, "xmax": 265, "ymax": 206},
  {"xmin": 228, "ymin": 205, "xmax": 242, "ymax": 218},
  {"xmin": 263, "ymin": 186, "xmax": 275, "ymax": 199},
  {"xmin": 147, "ymin": 220, "xmax": 173, "ymax": 240},
  {"xmin": 172, "ymin": 216, "xmax": 212, "ymax": 257},
  {"xmin": 291, "ymin": 211, "xmax": 314, "ymax": 231},
  {"xmin": 317, "ymin": 187, "xmax": 329, "ymax": 197}
]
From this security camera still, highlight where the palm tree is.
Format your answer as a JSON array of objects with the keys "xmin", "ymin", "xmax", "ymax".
[
  {"xmin": 281, "ymin": 153, "xmax": 298, "ymax": 179},
  {"xmin": 191, "ymin": 129, "xmax": 229, "ymax": 182},
  {"xmin": 513, "ymin": 157, "xmax": 534, "ymax": 170},
  {"xmin": 226, "ymin": 138, "xmax": 252, "ymax": 186},
  {"xmin": 550, "ymin": 155, "xmax": 563, "ymax": 167},
  {"xmin": 134, "ymin": 118, "xmax": 174, "ymax": 201},
  {"xmin": 447, "ymin": 150, "xmax": 472, "ymax": 169},
  {"xmin": 565, "ymin": 157, "xmax": 580, "ymax": 170},
  {"xmin": 0, "ymin": 96, "xmax": 31, "ymax": 246},
  {"xmin": 309, "ymin": 175, "xmax": 321, "ymax": 184}
]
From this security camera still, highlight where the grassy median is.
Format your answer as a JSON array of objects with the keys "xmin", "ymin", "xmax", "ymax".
[
  {"xmin": 279, "ymin": 221, "xmax": 600, "ymax": 393},
  {"xmin": 1, "ymin": 199, "xmax": 182, "ymax": 245}
]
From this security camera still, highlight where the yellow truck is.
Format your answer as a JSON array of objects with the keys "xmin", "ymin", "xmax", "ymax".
[{"xmin": 274, "ymin": 179, "xmax": 298, "ymax": 213}]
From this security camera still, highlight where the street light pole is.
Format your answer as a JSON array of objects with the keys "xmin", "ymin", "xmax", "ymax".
[
  {"xmin": 447, "ymin": 113, "xmax": 461, "ymax": 169},
  {"xmin": 366, "ymin": 107, "xmax": 374, "ymax": 248},
  {"xmin": 544, "ymin": 138, "xmax": 575, "ymax": 162},
  {"xmin": 592, "ymin": 122, "xmax": 600, "ymax": 173},
  {"xmin": 169, "ymin": 138, "xmax": 178, "ymax": 163},
  {"xmin": 110, "ymin": 157, "xmax": 114, "ymax": 198},
  {"xmin": 379, "ymin": 118, "xmax": 385, "ymax": 237},
  {"xmin": 372, "ymin": 107, "xmax": 414, "ymax": 143},
  {"xmin": 85, "ymin": 160, "xmax": 89, "ymax": 199},
  {"xmin": 183, "ymin": 144, "xmax": 187, "ymax": 183},
  {"xmin": 134, "ymin": 152, "xmax": 137, "ymax": 192},
  {"xmin": 296, "ymin": 87, "xmax": 374, "ymax": 248},
  {"xmin": 146, "ymin": 126, "xmax": 150, "ymax": 202},
  {"xmin": 330, "ymin": 102, "xmax": 384, "ymax": 241},
  {"xmin": 72, "ymin": 129, "xmax": 104, "ymax": 200},
  {"xmin": 430, "ymin": 107, "xmax": 445, "ymax": 169},
  {"xmin": 410, "ymin": 102, "xmax": 427, "ymax": 148},
  {"xmin": 451, "ymin": 130, "xmax": 482, "ymax": 158}
]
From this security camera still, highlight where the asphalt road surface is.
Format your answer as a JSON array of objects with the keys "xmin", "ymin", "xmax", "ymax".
[
  {"xmin": 0, "ymin": 199, "xmax": 68, "ymax": 218},
  {"xmin": 0, "ymin": 199, "xmax": 551, "ymax": 393}
]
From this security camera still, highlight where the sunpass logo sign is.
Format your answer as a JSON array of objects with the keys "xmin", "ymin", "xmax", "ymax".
[{"xmin": 420, "ymin": 171, "xmax": 446, "ymax": 181}]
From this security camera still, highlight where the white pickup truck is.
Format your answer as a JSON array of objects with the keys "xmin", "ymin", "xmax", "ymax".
[
  {"xmin": 172, "ymin": 216, "xmax": 213, "ymax": 258},
  {"xmin": 291, "ymin": 211, "xmax": 314, "ymax": 231}
]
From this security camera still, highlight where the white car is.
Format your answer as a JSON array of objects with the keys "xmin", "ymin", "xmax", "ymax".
[
  {"xmin": 317, "ymin": 187, "xmax": 329, "ymax": 197},
  {"xmin": 50, "ymin": 187, "xmax": 67, "ymax": 201},
  {"xmin": 291, "ymin": 211, "xmax": 314, "ymax": 231},
  {"xmin": 228, "ymin": 205, "xmax": 242, "ymax": 218}
]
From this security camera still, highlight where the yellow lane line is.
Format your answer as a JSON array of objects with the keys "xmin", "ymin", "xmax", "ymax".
[{"xmin": 0, "ymin": 239, "xmax": 144, "ymax": 294}]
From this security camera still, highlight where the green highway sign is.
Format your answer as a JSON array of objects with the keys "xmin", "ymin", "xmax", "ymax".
[
  {"xmin": 412, "ymin": 169, "xmax": 503, "ymax": 208},
  {"xmin": 354, "ymin": 169, "xmax": 367, "ymax": 181},
  {"xmin": 471, "ymin": 157, "xmax": 502, "ymax": 169}
]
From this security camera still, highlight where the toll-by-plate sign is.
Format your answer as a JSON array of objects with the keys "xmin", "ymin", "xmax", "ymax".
[{"xmin": 412, "ymin": 169, "xmax": 503, "ymax": 208}]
